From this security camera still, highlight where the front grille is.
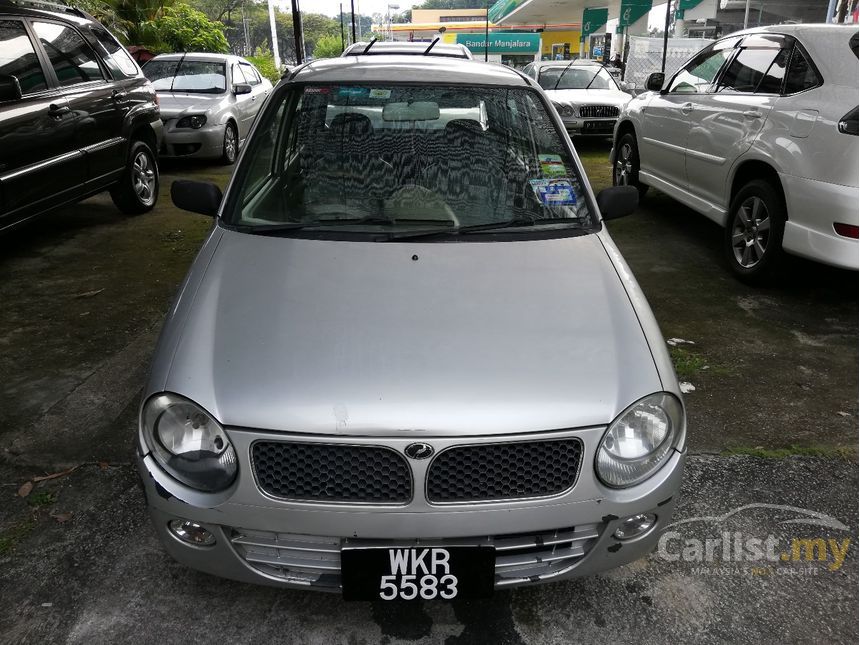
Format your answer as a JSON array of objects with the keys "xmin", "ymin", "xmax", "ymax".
[
  {"xmin": 579, "ymin": 105, "xmax": 619, "ymax": 118},
  {"xmin": 426, "ymin": 439, "xmax": 582, "ymax": 502},
  {"xmin": 230, "ymin": 524, "xmax": 600, "ymax": 590},
  {"xmin": 251, "ymin": 441, "xmax": 412, "ymax": 503}
]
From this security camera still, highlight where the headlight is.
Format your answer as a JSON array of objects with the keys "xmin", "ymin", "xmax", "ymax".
[
  {"xmin": 176, "ymin": 115, "xmax": 207, "ymax": 129},
  {"xmin": 595, "ymin": 393, "xmax": 683, "ymax": 488},
  {"xmin": 141, "ymin": 393, "xmax": 237, "ymax": 492},
  {"xmin": 553, "ymin": 103, "xmax": 575, "ymax": 118}
]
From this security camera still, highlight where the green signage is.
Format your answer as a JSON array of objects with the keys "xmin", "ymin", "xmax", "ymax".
[
  {"xmin": 619, "ymin": 0, "xmax": 653, "ymax": 26},
  {"xmin": 580, "ymin": 7, "xmax": 609, "ymax": 42},
  {"xmin": 456, "ymin": 32, "xmax": 540, "ymax": 53},
  {"xmin": 487, "ymin": 0, "xmax": 527, "ymax": 23}
]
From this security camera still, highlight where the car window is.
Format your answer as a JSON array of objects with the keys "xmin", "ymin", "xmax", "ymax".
[
  {"xmin": 229, "ymin": 84, "xmax": 596, "ymax": 237},
  {"xmin": 32, "ymin": 21, "xmax": 103, "ymax": 86},
  {"xmin": 538, "ymin": 65, "xmax": 616, "ymax": 90},
  {"xmin": 784, "ymin": 46, "xmax": 820, "ymax": 94},
  {"xmin": 231, "ymin": 62, "xmax": 246, "ymax": 85},
  {"xmin": 522, "ymin": 63, "xmax": 534, "ymax": 78},
  {"xmin": 0, "ymin": 19, "xmax": 47, "ymax": 94},
  {"xmin": 143, "ymin": 59, "xmax": 226, "ymax": 93},
  {"xmin": 240, "ymin": 62, "xmax": 261, "ymax": 85},
  {"xmin": 717, "ymin": 47, "xmax": 784, "ymax": 93},
  {"xmin": 668, "ymin": 48, "xmax": 732, "ymax": 94},
  {"xmin": 89, "ymin": 26, "xmax": 138, "ymax": 78}
]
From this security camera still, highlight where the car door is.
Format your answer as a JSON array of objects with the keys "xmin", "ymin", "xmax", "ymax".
[
  {"xmin": 31, "ymin": 19, "xmax": 125, "ymax": 187},
  {"xmin": 230, "ymin": 62, "xmax": 255, "ymax": 141},
  {"xmin": 0, "ymin": 17, "xmax": 84, "ymax": 224},
  {"xmin": 685, "ymin": 34, "xmax": 786, "ymax": 211},
  {"xmin": 240, "ymin": 61, "xmax": 270, "ymax": 125},
  {"xmin": 638, "ymin": 40, "xmax": 736, "ymax": 191}
]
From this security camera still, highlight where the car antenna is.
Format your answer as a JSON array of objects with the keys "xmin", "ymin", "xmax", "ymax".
[
  {"xmin": 424, "ymin": 37, "xmax": 441, "ymax": 55},
  {"xmin": 362, "ymin": 37, "xmax": 378, "ymax": 54},
  {"xmin": 170, "ymin": 51, "xmax": 188, "ymax": 93}
]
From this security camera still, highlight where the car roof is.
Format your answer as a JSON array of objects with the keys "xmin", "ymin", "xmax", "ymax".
[
  {"xmin": 0, "ymin": 0, "xmax": 91, "ymax": 24},
  {"xmin": 288, "ymin": 54, "xmax": 532, "ymax": 87},
  {"xmin": 533, "ymin": 59, "xmax": 602, "ymax": 67},
  {"xmin": 342, "ymin": 40, "xmax": 473, "ymax": 59},
  {"xmin": 148, "ymin": 53, "xmax": 247, "ymax": 63}
]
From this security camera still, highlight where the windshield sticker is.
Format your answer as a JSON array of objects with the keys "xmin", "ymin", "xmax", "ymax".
[
  {"xmin": 538, "ymin": 154, "xmax": 567, "ymax": 177},
  {"xmin": 304, "ymin": 86, "xmax": 330, "ymax": 94},
  {"xmin": 529, "ymin": 179, "xmax": 577, "ymax": 206},
  {"xmin": 338, "ymin": 86, "xmax": 370, "ymax": 98},
  {"xmin": 368, "ymin": 88, "xmax": 392, "ymax": 99}
]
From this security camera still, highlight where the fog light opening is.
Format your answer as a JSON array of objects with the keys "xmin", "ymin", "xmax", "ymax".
[
  {"xmin": 168, "ymin": 519, "xmax": 216, "ymax": 546},
  {"xmin": 613, "ymin": 513, "xmax": 657, "ymax": 541}
]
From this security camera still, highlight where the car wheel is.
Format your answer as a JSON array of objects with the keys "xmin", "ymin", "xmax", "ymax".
[
  {"xmin": 110, "ymin": 140, "xmax": 158, "ymax": 215},
  {"xmin": 221, "ymin": 122, "xmax": 238, "ymax": 165},
  {"xmin": 613, "ymin": 132, "xmax": 648, "ymax": 198},
  {"xmin": 724, "ymin": 179, "xmax": 786, "ymax": 284}
]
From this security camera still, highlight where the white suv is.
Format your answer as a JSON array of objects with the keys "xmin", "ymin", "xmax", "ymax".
[{"xmin": 611, "ymin": 24, "xmax": 858, "ymax": 282}]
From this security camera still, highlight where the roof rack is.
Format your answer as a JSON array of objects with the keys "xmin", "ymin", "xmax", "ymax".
[{"xmin": 1, "ymin": 0, "xmax": 85, "ymax": 17}]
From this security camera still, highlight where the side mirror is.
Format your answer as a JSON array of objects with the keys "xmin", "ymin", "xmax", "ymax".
[
  {"xmin": 171, "ymin": 180, "xmax": 222, "ymax": 217},
  {"xmin": 233, "ymin": 83, "xmax": 252, "ymax": 95},
  {"xmin": 597, "ymin": 186, "xmax": 638, "ymax": 221},
  {"xmin": 620, "ymin": 81, "xmax": 635, "ymax": 93},
  {"xmin": 645, "ymin": 72, "xmax": 665, "ymax": 92},
  {"xmin": 0, "ymin": 75, "xmax": 22, "ymax": 102}
]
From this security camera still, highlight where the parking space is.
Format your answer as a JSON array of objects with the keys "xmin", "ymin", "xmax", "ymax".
[{"xmin": 0, "ymin": 148, "xmax": 856, "ymax": 643}]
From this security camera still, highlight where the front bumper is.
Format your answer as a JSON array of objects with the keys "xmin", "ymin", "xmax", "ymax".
[
  {"xmin": 138, "ymin": 425, "xmax": 686, "ymax": 593},
  {"xmin": 159, "ymin": 119, "xmax": 225, "ymax": 159}
]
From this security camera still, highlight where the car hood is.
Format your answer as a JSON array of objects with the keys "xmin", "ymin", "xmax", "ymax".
[
  {"xmin": 545, "ymin": 88, "xmax": 631, "ymax": 107},
  {"xmin": 162, "ymin": 229, "xmax": 661, "ymax": 436},
  {"xmin": 156, "ymin": 91, "xmax": 225, "ymax": 118}
]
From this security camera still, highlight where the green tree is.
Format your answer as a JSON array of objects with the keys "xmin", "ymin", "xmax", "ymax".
[
  {"xmin": 312, "ymin": 33, "xmax": 342, "ymax": 59},
  {"xmin": 149, "ymin": 3, "xmax": 229, "ymax": 52},
  {"xmin": 247, "ymin": 46, "xmax": 280, "ymax": 83}
]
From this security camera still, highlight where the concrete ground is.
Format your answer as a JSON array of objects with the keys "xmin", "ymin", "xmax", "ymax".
[{"xmin": 0, "ymin": 143, "xmax": 856, "ymax": 644}]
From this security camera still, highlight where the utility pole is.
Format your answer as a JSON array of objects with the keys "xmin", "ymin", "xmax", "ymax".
[
  {"xmin": 350, "ymin": 0, "xmax": 357, "ymax": 43},
  {"xmin": 291, "ymin": 0, "xmax": 304, "ymax": 63},
  {"xmin": 661, "ymin": 0, "xmax": 671, "ymax": 73},
  {"xmin": 484, "ymin": 0, "xmax": 489, "ymax": 62},
  {"xmin": 267, "ymin": 0, "xmax": 280, "ymax": 71},
  {"xmin": 340, "ymin": 3, "xmax": 345, "ymax": 52}
]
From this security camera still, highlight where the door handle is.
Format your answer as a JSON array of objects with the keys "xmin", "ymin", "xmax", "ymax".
[
  {"xmin": 112, "ymin": 90, "xmax": 128, "ymax": 101},
  {"xmin": 680, "ymin": 102, "xmax": 693, "ymax": 115},
  {"xmin": 743, "ymin": 110, "xmax": 762, "ymax": 119},
  {"xmin": 251, "ymin": 95, "xmax": 257, "ymax": 101},
  {"xmin": 48, "ymin": 101, "xmax": 70, "ymax": 117}
]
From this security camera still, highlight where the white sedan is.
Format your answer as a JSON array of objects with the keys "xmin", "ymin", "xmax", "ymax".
[{"xmin": 523, "ymin": 60, "xmax": 633, "ymax": 137}]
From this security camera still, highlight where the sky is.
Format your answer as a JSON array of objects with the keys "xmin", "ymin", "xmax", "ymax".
[{"xmin": 301, "ymin": 0, "xmax": 669, "ymax": 28}]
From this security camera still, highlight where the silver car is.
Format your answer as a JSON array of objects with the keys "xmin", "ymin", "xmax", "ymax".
[
  {"xmin": 139, "ymin": 49, "xmax": 687, "ymax": 600},
  {"xmin": 523, "ymin": 60, "xmax": 633, "ymax": 137},
  {"xmin": 142, "ymin": 53, "xmax": 272, "ymax": 164}
]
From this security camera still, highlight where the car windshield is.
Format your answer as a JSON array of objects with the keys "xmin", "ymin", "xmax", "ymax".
[
  {"xmin": 538, "ymin": 65, "xmax": 617, "ymax": 90},
  {"xmin": 228, "ymin": 84, "xmax": 596, "ymax": 237},
  {"xmin": 143, "ymin": 59, "xmax": 226, "ymax": 93}
]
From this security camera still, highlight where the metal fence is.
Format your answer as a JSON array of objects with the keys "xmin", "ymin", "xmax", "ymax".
[{"xmin": 623, "ymin": 36, "xmax": 715, "ymax": 89}]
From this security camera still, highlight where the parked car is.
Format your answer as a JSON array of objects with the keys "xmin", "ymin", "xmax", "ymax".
[
  {"xmin": 142, "ymin": 53, "xmax": 272, "ymax": 164},
  {"xmin": 0, "ymin": 0, "xmax": 162, "ymax": 231},
  {"xmin": 522, "ymin": 59, "xmax": 633, "ymax": 137},
  {"xmin": 138, "ymin": 52, "xmax": 687, "ymax": 598},
  {"xmin": 611, "ymin": 24, "xmax": 859, "ymax": 282}
]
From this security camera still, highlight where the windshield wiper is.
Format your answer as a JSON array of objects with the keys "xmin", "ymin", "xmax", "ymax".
[
  {"xmin": 382, "ymin": 217, "xmax": 587, "ymax": 240},
  {"xmin": 552, "ymin": 60, "xmax": 577, "ymax": 91},
  {"xmin": 584, "ymin": 69, "xmax": 603, "ymax": 90}
]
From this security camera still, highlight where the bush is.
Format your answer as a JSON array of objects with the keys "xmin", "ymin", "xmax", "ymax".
[
  {"xmin": 149, "ymin": 3, "xmax": 228, "ymax": 53},
  {"xmin": 313, "ymin": 34, "xmax": 343, "ymax": 59},
  {"xmin": 247, "ymin": 47, "xmax": 281, "ymax": 84}
]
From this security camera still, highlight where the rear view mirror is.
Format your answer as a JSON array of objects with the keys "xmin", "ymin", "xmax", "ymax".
[
  {"xmin": 383, "ymin": 101, "xmax": 440, "ymax": 121},
  {"xmin": 234, "ymin": 83, "xmax": 252, "ymax": 95},
  {"xmin": 597, "ymin": 186, "xmax": 638, "ymax": 221},
  {"xmin": 645, "ymin": 72, "xmax": 665, "ymax": 92},
  {"xmin": 171, "ymin": 180, "xmax": 222, "ymax": 217},
  {"xmin": 0, "ymin": 75, "xmax": 22, "ymax": 102}
]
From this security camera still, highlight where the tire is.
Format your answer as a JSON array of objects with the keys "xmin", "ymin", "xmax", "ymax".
[
  {"xmin": 220, "ymin": 122, "xmax": 238, "ymax": 165},
  {"xmin": 723, "ymin": 179, "xmax": 786, "ymax": 284},
  {"xmin": 612, "ymin": 132, "xmax": 649, "ymax": 198},
  {"xmin": 110, "ymin": 140, "xmax": 158, "ymax": 215}
]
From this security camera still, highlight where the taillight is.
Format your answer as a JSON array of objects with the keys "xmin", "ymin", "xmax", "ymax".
[
  {"xmin": 834, "ymin": 223, "xmax": 859, "ymax": 238},
  {"xmin": 838, "ymin": 107, "xmax": 858, "ymax": 135}
]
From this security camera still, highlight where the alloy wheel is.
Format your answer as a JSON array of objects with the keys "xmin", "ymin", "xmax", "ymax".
[
  {"xmin": 730, "ymin": 196, "xmax": 771, "ymax": 268},
  {"xmin": 615, "ymin": 143, "xmax": 633, "ymax": 185},
  {"xmin": 133, "ymin": 151, "xmax": 156, "ymax": 206}
]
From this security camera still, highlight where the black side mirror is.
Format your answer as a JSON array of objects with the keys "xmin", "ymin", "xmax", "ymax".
[
  {"xmin": 597, "ymin": 186, "xmax": 638, "ymax": 221},
  {"xmin": 645, "ymin": 72, "xmax": 665, "ymax": 92},
  {"xmin": 233, "ymin": 83, "xmax": 252, "ymax": 95},
  {"xmin": 0, "ymin": 75, "xmax": 22, "ymax": 102},
  {"xmin": 171, "ymin": 180, "xmax": 222, "ymax": 217}
]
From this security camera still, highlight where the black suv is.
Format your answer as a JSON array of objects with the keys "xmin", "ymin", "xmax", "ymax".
[{"xmin": 0, "ymin": 0, "xmax": 162, "ymax": 231}]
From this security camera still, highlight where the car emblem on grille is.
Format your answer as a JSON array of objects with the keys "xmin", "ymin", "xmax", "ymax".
[{"xmin": 404, "ymin": 442, "xmax": 434, "ymax": 460}]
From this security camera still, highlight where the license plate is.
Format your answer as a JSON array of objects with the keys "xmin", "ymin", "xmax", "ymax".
[
  {"xmin": 584, "ymin": 121, "xmax": 614, "ymax": 132},
  {"xmin": 341, "ymin": 546, "xmax": 495, "ymax": 601}
]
